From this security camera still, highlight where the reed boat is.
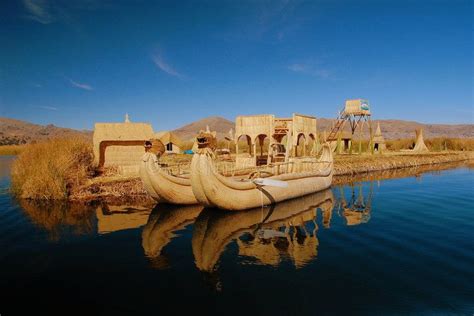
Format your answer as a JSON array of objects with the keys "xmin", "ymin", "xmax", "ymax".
[
  {"xmin": 142, "ymin": 203, "xmax": 203, "ymax": 268},
  {"xmin": 139, "ymin": 128, "xmax": 219, "ymax": 205},
  {"xmin": 191, "ymin": 114, "xmax": 334, "ymax": 210},
  {"xmin": 140, "ymin": 152, "xmax": 197, "ymax": 204},
  {"xmin": 192, "ymin": 189, "xmax": 334, "ymax": 272}
]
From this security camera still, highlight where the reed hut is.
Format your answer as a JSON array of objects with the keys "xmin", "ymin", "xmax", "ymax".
[
  {"xmin": 155, "ymin": 131, "xmax": 184, "ymax": 154},
  {"xmin": 372, "ymin": 123, "xmax": 386, "ymax": 153},
  {"xmin": 93, "ymin": 115, "xmax": 154, "ymax": 175},
  {"xmin": 413, "ymin": 128, "xmax": 429, "ymax": 152}
]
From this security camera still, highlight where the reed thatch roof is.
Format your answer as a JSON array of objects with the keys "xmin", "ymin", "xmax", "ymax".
[
  {"xmin": 343, "ymin": 99, "xmax": 371, "ymax": 115},
  {"xmin": 155, "ymin": 131, "xmax": 184, "ymax": 148},
  {"xmin": 372, "ymin": 123, "xmax": 385, "ymax": 143},
  {"xmin": 413, "ymin": 128, "xmax": 429, "ymax": 152}
]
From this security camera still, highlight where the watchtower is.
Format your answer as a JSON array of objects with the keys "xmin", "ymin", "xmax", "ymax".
[
  {"xmin": 326, "ymin": 99, "xmax": 372, "ymax": 140},
  {"xmin": 326, "ymin": 99, "xmax": 372, "ymax": 153}
]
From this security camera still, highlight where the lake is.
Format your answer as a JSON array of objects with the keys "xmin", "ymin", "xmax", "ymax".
[{"xmin": 0, "ymin": 156, "xmax": 473, "ymax": 315}]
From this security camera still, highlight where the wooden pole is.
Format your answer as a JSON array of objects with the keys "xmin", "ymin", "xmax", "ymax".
[
  {"xmin": 336, "ymin": 131, "xmax": 342, "ymax": 155},
  {"xmin": 369, "ymin": 118, "xmax": 374, "ymax": 155}
]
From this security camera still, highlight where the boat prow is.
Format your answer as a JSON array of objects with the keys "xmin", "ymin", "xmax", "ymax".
[{"xmin": 140, "ymin": 152, "xmax": 198, "ymax": 205}]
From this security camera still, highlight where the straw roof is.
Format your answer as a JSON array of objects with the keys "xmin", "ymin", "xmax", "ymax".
[
  {"xmin": 372, "ymin": 123, "xmax": 385, "ymax": 143},
  {"xmin": 155, "ymin": 131, "xmax": 184, "ymax": 148},
  {"xmin": 344, "ymin": 99, "xmax": 371, "ymax": 115},
  {"xmin": 413, "ymin": 128, "xmax": 429, "ymax": 152},
  {"xmin": 94, "ymin": 123, "xmax": 154, "ymax": 141}
]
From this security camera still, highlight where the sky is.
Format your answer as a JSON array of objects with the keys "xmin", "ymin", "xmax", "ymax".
[{"xmin": 0, "ymin": 0, "xmax": 472, "ymax": 130}]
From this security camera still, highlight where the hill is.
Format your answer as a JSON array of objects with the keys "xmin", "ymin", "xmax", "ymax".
[
  {"xmin": 172, "ymin": 116, "xmax": 234, "ymax": 141},
  {"xmin": 173, "ymin": 116, "xmax": 474, "ymax": 140},
  {"xmin": 0, "ymin": 117, "xmax": 92, "ymax": 145},
  {"xmin": 1, "ymin": 116, "xmax": 472, "ymax": 146}
]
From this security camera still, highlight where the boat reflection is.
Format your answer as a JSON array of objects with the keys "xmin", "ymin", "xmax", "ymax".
[
  {"xmin": 192, "ymin": 189, "xmax": 334, "ymax": 274},
  {"xmin": 142, "ymin": 203, "xmax": 203, "ymax": 269}
]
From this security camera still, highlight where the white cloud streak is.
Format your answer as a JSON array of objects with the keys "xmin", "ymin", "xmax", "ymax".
[
  {"xmin": 287, "ymin": 63, "xmax": 331, "ymax": 79},
  {"xmin": 38, "ymin": 105, "xmax": 57, "ymax": 111},
  {"xmin": 151, "ymin": 53, "xmax": 185, "ymax": 79},
  {"xmin": 22, "ymin": 0, "xmax": 54, "ymax": 24},
  {"xmin": 67, "ymin": 78, "xmax": 93, "ymax": 91}
]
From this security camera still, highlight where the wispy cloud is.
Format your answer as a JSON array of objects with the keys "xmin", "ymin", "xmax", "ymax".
[
  {"xmin": 22, "ymin": 0, "xmax": 54, "ymax": 24},
  {"xmin": 151, "ymin": 53, "xmax": 185, "ymax": 79},
  {"xmin": 37, "ymin": 105, "xmax": 57, "ymax": 111},
  {"xmin": 287, "ymin": 62, "xmax": 331, "ymax": 79},
  {"xmin": 21, "ymin": 0, "xmax": 110, "ymax": 35},
  {"xmin": 67, "ymin": 78, "xmax": 93, "ymax": 90}
]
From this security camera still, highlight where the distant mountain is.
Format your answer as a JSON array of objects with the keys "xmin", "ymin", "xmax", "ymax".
[
  {"xmin": 1, "ymin": 115, "xmax": 472, "ymax": 146},
  {"xmin": 172, "ymin": 116, "xmax": 234, "ymax": 141},
  {"xmin": 317, "ymin": 118, "xmax": 474, "ymax": 139},
  {"xmin": 0, "ymin": 117, "xmax": 91, "ymax": 145},
  {"xmin": 173, "ymin": 116, "xmax": 474, "ymax": 140}
]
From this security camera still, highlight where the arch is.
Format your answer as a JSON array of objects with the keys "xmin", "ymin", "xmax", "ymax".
[
  {"xmin": 296, "ymin": 133, "xmax": 306, "ymax": 157},
  {"xmin": 307, "ymin": 133, "xmax": 316, "ymax": 155},
  {"xmin": 255, "ymin": 134, "xmax": 270, "ymax": 166},
  {"xmin": 236, "ymin": 134, "xmax": 253, "ymax": 157}
]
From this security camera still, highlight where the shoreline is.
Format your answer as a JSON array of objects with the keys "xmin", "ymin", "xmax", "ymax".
[
  {"xmin": 67, "ymin": 151, "xmax": 473, "ymax": 204},
  {"xmin": 333, "ymin": 151, "xmax": 473, "ymax": 176}
]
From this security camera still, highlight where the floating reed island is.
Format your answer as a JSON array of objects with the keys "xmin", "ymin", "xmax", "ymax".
[{"xmin": 7, "ymin": 102, "xmax": 474, "ymax": 204}]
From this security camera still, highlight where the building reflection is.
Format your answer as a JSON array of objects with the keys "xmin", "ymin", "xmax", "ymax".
[
  {"xmin": 142, "ymin": 203, "xmax": 203, "ymax": 269},
  {"xmin": 96, "ymin": 204, "xmax": 151, "ymax": 234},
  {"xmin": 19, "ymin": 199, "xmax": 154, "ymax": 241}
]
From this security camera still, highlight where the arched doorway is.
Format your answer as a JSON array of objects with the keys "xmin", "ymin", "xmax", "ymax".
[
  {"xmin": 255, "ymin": 134, "xmax": 269, "ymax": 166},
  {"xmin": 236, "ymin": 134, "xmax": 252, "ymax": 156},
  {"xmin": 307, "ymin": 133, "xmax": 316, "ymax": 155},
  {"xmin": 296, "ymin": 133, "xmax": 306, "ymax": 157}
]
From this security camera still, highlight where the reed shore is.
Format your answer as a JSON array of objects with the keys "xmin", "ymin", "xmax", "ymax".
[
  {"xmin": 334, "ymin": 151, "xmax": 473, "ymax": 176},
  {"xmin": 70, "ymin": 151, "xmax": 473, "ymax": 203}
]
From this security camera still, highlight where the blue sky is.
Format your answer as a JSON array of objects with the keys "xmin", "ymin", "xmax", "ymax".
[{"xmin": 1, "ymin": 0, "xmax": 472, "ymax": 130}]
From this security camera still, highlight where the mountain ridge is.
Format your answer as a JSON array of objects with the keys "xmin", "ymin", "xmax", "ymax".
[
  {"xmin": 172, "ymin": 116, "xmax": 474, "ymax": 140},
  {"xmin": 1, "ymin": 116, "xmax": 472, "ymax": 145},
  {"xmin": 0, "ymin": 117, "xmax": 91, "ymax": 145}
]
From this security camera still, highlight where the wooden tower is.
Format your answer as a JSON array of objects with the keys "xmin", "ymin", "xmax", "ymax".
[{"xmin": 326, "ymin": 99, "xmax": 372, "ymax": 153}]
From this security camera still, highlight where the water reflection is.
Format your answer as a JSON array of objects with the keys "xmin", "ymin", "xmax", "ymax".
[
  {"xmin": 19, "ymin": 200, "xmax": 97, "ymax": 241},
  {"xmin": 142, "ymin": 204, "xmax": 203, "ymax": 269},
  {"xmin": 18, "ymin": 200, "xmax": 154, "ymax": 240},
  {"xmin": 96, "ymin": 204, "xmax": 151, "ymax": 234},
  {"xmin": 334, "ymin": 182, "xmax": 373, "ymax": 226},
  {"xmin": 192, "ymin": 189, "xmax": 334, "ymax": 274}
]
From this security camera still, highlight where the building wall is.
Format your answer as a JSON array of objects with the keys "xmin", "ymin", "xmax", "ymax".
[
  {"xmin": 93, "ymin": 122, "xmax": 154, "ymax": 165},
  {"xmin": 103, "ymin": 145, "xmax": 145, "ymax": 167}
]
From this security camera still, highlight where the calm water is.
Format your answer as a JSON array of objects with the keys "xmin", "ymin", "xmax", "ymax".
[{"xmin": 0, "ymin": 156, "xmax": 473, "ymax": 315}]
